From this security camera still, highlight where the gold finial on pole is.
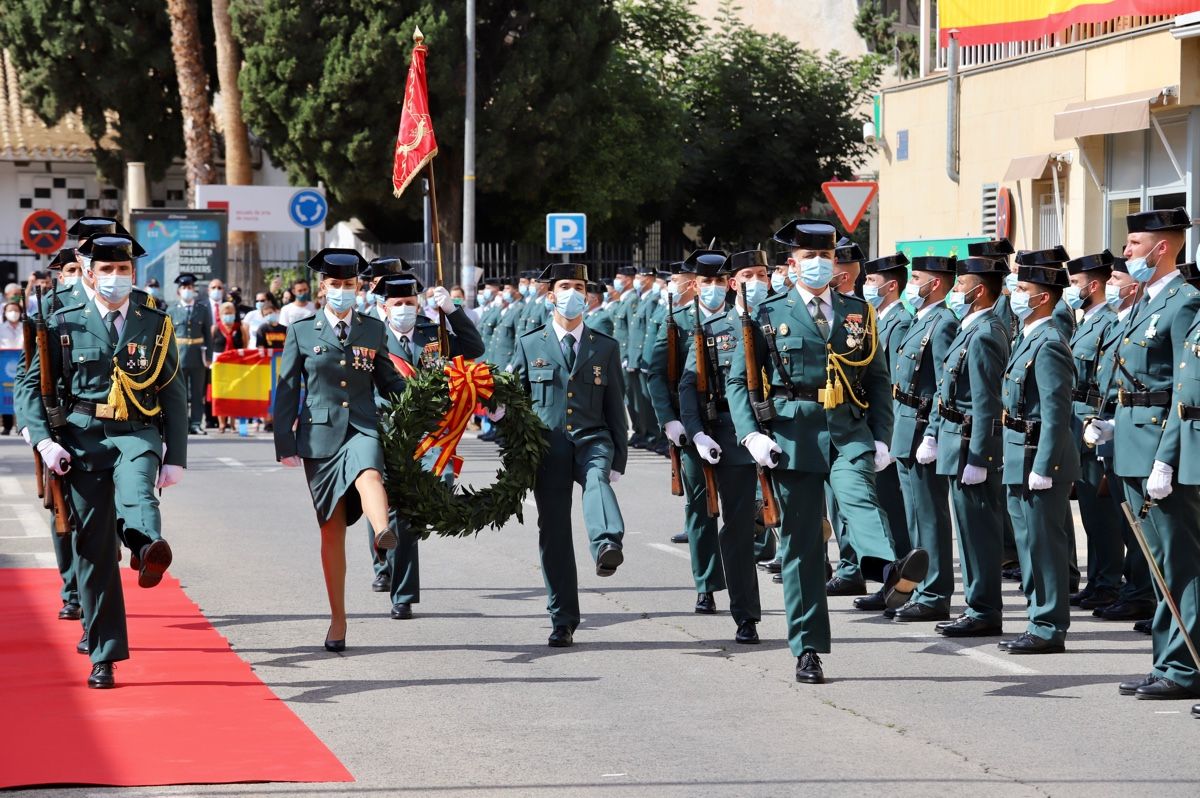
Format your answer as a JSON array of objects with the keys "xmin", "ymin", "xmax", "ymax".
[{"xmin": 414, "ymin": 26, "xmax": 425, "ymax": 45}]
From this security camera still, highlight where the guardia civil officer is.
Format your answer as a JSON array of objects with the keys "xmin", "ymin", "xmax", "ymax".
[
  {"xmin": 628, "ymin": 265, "xmax": 661, "ymax": 449},
  {"xmin": 274, "ymin": 249, "xmax": 407, "ymax": 651},
  {"xmin": 488, "ymin": 276, "xmax": 521, "ymax": 373},
  {"xmin": 610, "ymin": 265, "xmax": 641, "ymax": 439},
  {"xmin": 998, "ymin": 249, "xmax": 1079, "ymax": 654},
  {"xmin": 169, "ymin": 274, "xmax": 212, "ymax": 435},
  {"xmin": 511, "ymin": 263, "xmax": 627, "ymax": 647},
  {"xmin": 927, "ymin": 257, "xmax": 1010, "ymax": 636},
  {"xmin": 584, "ymin": 282, "xmax": 614, "ymax": 336},
  {"xmin": 727, "ymin": 220, "xmax": 929, "ymax": 683},
  {"xmin": 1089, "ymin": 208, "xmax": 1200, "ymax": 700},
  {"xmin": 16, "ymin": 233, "xmax": 187, "ymax": 687}
]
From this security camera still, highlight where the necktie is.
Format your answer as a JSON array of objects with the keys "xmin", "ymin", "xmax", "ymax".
[
  {"xmin": 336, "ymin": 321, "xmax": 347, "ymax": 343},
  {"xmin": 105, "ymin": 310, "xmax": 121, "ymax": 344},
  {"xmin": 561, "ymin": 334, "xmax": 576, "ymax": 369},
  {"xmin": 810, "ymin": 298, "xmax": 829, "ymax": 340},
  {"xmin": 400, "ymin": 335, "xmax": 413, "ymax": 361}
]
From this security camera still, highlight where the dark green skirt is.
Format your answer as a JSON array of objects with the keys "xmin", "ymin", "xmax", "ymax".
[{"xmin": 302, "ymin": 431, "xmax": 384, "ymax": 527}]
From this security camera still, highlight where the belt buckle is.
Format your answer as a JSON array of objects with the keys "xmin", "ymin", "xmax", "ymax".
[
  {"xmin": 1001, "ymin": 409, "xmax": 1009, "ymax": 426},
  {"xmin": 1118, "ymin": 388, "xmax": 1127, "ymax": 406},
  {"xmin": 891, "ymin": 385, "xmax": 899, "ymax": 399},
  {"xmin": 1180, "ymin": 402, "xmax": 1186, "ymax": 420},
  {"xmin": 94, "ymin": 403, "xmax": 116, "ymax": 420}
]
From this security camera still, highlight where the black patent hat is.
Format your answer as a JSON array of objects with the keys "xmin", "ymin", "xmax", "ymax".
[
  {"xmin": 1127, "ymin": 207, "xmax": 1193, "ymax": 233},
  {"xmin": 538, "ymin": 262, "xmax": 589, "ymax": 284},
  {"xmin": 1015, "ymin": 246, "xmax": 1070, "ymax": 267},
  {"xmin": 967, "ymin": 238, "xmax": 1014, "ymax": 260},
  {"xmin": 77, "ymin": 233, "xmax": 145, "ymax": 262},
  {"xmin": 910, "ymin": 255, "xmax": 957, "ymax": 274},
  {"xmin": 48, "ymin": 248, "xmax": 77, "ymax": 270},
  {"xmin": 68, "ymin": 216, "xmax": 130, "ymax": 241},
  {"xmin": 863, "ymin": 253, "xmax": 909, "ymax": 275},
  {"xmin": 682, "ymin": 249, "xmax": 729, "ymax": 278},
  {"xmin": 956, "ymin": 257, "xmax": 1007, "ymax": 275},
  {"xmin": 308, "ymin": 248, "xmax": 368, "ymax": 279},
  {"xmin": 835, "ymin": 237, "xmax": 865, "ymax": 264},
  {"xmin": 1017, "ymin": 265, "xmax": 1069, "ymax": 288},
  {"xmin": 727, "ymin": 250, "xmax": 769, "ymax": 273},
  {"xmin": 372, "ymin": 274, "xmax": 425, "ymax": 298},
  {"xmin": 363, "ymin": 256, "xmax": 410, "ymax": 280},
  {"xmin": 1066, "ymin": 249, "xmax": 1115, "ymax": 275},
  {"xmin": 772, "ymin": 219, "xmax": 837, "ymax": 250}
]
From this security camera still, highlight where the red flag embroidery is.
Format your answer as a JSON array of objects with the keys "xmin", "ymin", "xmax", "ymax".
[{"xmin": 391, "ymin": 27, "xmax": 439, "ymax": 198}]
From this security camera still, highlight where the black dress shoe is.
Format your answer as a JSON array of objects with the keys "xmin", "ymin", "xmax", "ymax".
[
  {"xmin": 795, "ymin": 650, "xmax": 825, "ymax": 684},
  {"xmin": 1136, "ymin": 678, "xmax": 1197, "ymax": 700},
  {"xmin": 390, "ymin": 602, "xmax": 413, "ymax": 620},
  {"xmin": 735, "ymin": 620, "xmax": 760, "ymax": 644},
  {"xmin": 58, "ymin": 601, "xmax": 82, "ymax": 621},
  {"xmin": 76, "ymin": 630, "xmax": 89, "ymax": 655},
  {"xmin": 695, "ymin": 592, "xmax": 717, "ymax": 614},
  {"xmin": 763, "ymin": 558, "xmax": 782, "ymax": 574},
  {"xmin": 548, "ymin": 625, "xmax": 573, "ymax": 647},
  {"xmin": 1000, "ymin": 563, "xmax": 1022, "ymax": 581},
  {"xmin": 371, "ymin": 573, "xmax": 391, "ymax": 593},
  {"xmin": 129, "ymin": 549, "xmax": 141, "ymax": 572},
  {"xmin": 1094, "ymin": 599, "xmax": 1155, "ymax": 621},
  {"xmin": 771, "ymin": 573, "xmax": 782, "ymax": 583},
  {"xmin": 373, "ymin": 527, "xmax": 398, "ymax": 551},
  {"xmin": 1118, "ymin": 673, "xmax": 1159, "ymax": 696},
  {"xmin": 1079, "ymin": 587, "xmax": 1121, "ymax": 610},
  {"xmin": 137, "ymin": 539, "xmax": 173, "ymax": 589},
  {"xmin": 882, "ymin": 607, "xmax": 897, "ymax": 619},
  {"xmin": 1068, "ymin": 585, "xmax": 1093, "ymax": 607},
  {"xmin": 188, "ymin": 425, "xmax": 205, "ymax": 436},
  {"xmin": 478, "ymin": 429, "xmax": 496, "ymax": 442},
  {"xmin": 853, "ymin": 589, "xmax": 887, "ymax": 612},
  {"xmin": 1134, "ymin": 618, "xmax": 1153, "ymax": 635},
  {"xmin": 882, "ymin": 548, "xmax": 930, "ymax": 609},
  {"xmin": 671, "ymin": 531, "xmax": 689, "ymax": 544},
  {"xmin": 87, "ymin": 662, "xmax": 115, "ymax": 689},
  {"xmin": 324, "ymin": 639, "xmax": 346, "ymax": 652},
  {"xmin": 596, "ymin": 543, "xmax": 623, "ymax": 577},
  {"xmin": 938, "ymin": 615, "xmax": 1003, "ymax": 637},
  {"xmin": 1003, "ymin": 632, "xmax": 1065, "ymax": 654},
  {"xmin": 1192, "ymin": 703, "xmax": 1200, "ymax": 719},
  {"xmin": 893, "ymin": 602, "xmax": 951, "ymax": 622},
  {"xmin": 935, "ymin": 614, "xmax": 966, "ymax": 632},
  {"xmin": 825, "ymin": 576, "xmax": 868, "ymax": 597}
]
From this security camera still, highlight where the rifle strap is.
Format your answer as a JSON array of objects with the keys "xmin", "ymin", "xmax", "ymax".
[
  {"xmin": 944, "ymin": 323, "xmax": 981, "ymax": 413},
  {"xmin": 702, "ymin": 321, "xmax": 723, "ymax": 398},
  {"xmin": 758, "ymin": 305, "xmax": 799, "ymax": 398}
]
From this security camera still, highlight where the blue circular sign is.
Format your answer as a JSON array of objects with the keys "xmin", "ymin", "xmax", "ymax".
[{"xmin": 289, "ymin": 189, "xmax": 327, "ymax": 229}]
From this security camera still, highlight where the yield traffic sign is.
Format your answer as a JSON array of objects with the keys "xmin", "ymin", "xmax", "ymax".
[
  {"xmin": 21, "ymin": 209, "xmax": 67, "ymax": 255},
  {"xmin": 821, "ymin": 181, "xmax": 878, "ymax": 234}
]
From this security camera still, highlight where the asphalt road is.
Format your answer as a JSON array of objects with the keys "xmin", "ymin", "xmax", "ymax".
[{"xmin": 1, "ymin": 430, "xmax": 1199, "ymax": 797}]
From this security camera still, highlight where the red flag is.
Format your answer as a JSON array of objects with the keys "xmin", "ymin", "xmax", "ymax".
[{"xmin": 392, "ymin": 27, "xmax": 439, "ymax": 198}]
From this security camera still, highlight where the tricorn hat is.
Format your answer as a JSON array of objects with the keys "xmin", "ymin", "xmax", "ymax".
[
  {"xmin": 538, "ymin": 262, "xmax": 589, "ymax": 285},
  {"xmin": 175, "ymin": 273, "xmax": 198, "ymax": 286},
  {"xmin": 772, "ymin": 219, "xmax": 837, "ymax": 251},
  {"xmin": 1015, "ymin": 246, "xmax": 1070, "ymax": 267},
  {"xmin": 68, "ymin": 216, "xmax": 130, "ymax": 241},
  {"xmin": 1127, "ymin": 207, "xmax": 1193, "ymax": 233},
  {"xmin": 1066, "ymin": 249, "xmax": 1115, "ymax": 275},
  {"xmin": 727, "ymin": 250, "xmax": 769, "ymax": 273},
  {"xmin": 863, "ymin": 253, "xmax": 910, "ymax": 275},
  {"xmin": 682, "ymin": 249, "xmax": 729, "ymax": 278},
  {"xmin": 1017, "ymin": 264, "xmax": 1069, "ymax": 288},
  {"xmin": 835, "ymin": 237, "xmax": 865, "ymax": 264},
  {"xmin": 1178, "ymin": 262, "xmax": 1200, "ymax": 284},
  {"xmin": 616, "ymin": 265, "xmax": 637, "ymax": 277},
  {"xmin": 363, "ymin": 256, "xmax": 409, "ymax": 280},
  {"xmin": 48, "ymin": 248, "xmax": 77, "ymax": 271},
  {"xmin": 956, "ymin": 257, "xmax": 1007, "ymax": 276},
  {"xmin": 308, "ymin": 248, "xmax": 368, "ymax": 279},
  {"xmin": 967, "ymin": 238, "xmax": 1014, "ymax": 260},
  {"xmin": 910, "ymin": 255, "xmax": 957, "ymax": 274},
  {"xmin": 372, "ymin": 274, "xmax": 425, "ymax": 298},
  {"xmin": 77, "ymin": 233, "xmax": 145, "ymax": 262}
]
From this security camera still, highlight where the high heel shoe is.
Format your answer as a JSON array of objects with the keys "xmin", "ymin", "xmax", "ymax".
[
  {"xmin": 374, "ymin": 528, "xmax": 397, "ymax": 550},
  {"xmin": 324, "ymin": 639, "xmax": 346, "ymax": 652}
]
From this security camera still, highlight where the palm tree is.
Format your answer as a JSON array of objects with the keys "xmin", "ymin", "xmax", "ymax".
[
  {"xmin": 166, "ymin": 0, "xmax": 215, "ymax": 205},
  {"xmin": 212, "ymin": 0, "xmax": 258, "ymax": 287}
]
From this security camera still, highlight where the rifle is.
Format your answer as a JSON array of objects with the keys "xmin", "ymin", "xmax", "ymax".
[
  {"xmin": 739, "ymin": 283, "xmax": 781, "ymax": 528},
  {"xmin": 1122, "ymin": 500, "xmax": 1200, "ymax": 670},
  {"xmin": 21, "ymin": 306, "xmax": 44, "ymax": 500},
  {"xmin": 691, "ymin": 296, "xmax": 720, "ymax": 518},
  {"xmin": 665, "ymin": 293, "xmax": 684, "ymax": 497},
  {"xmin": 32, "ymin": 286, "xmax": 72, "ymax": 536}
]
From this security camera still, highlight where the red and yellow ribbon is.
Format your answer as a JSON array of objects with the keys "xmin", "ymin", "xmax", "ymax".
[{"xmin": 415, "ymin": 355, "xmax": 494, "ymax": 476}]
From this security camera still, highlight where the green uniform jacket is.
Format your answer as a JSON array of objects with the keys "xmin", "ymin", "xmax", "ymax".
[
  {"xmin": 890, "ymin": 304, "xmax": 958, "ymax": 458},
  {"xmin": 639, "ymin": 300, "xmax": 668, "ymax": 368},
  {"xmin": 382, "ymin": 307, "xmax": 485, "ymax": 371},
  {"xmin": 1092, "ymin": 307, "xmax": 1128, "ymax": 460},
  {"xmin": 1000, "ymin": 321, "xmax": 1080, "ymax": 485},
  {"xmin": 1166, "ymin": 313, "xmax": 1200, "ymax": 484},
  {"xmin": 1069, "ymin": 304, "xmax": 1118, "ymax": 447},
  {"xmin": 994, "ymin": 294, "xmax": 1019, "ymax": 341},
  {"xmin": 930, "ymin": 309, "xmax": 1009, "ymax": 474},
  {"xmin": 168, "ymin": 301, "xmax": 213, "ymax": 369},
  {"xmin": 584, "ymin": 306, "xmax": 614, "ymax": 337},
  {"xmin": 512, "ymin": 324, "xmax": 629, "ymax": 473},
  {"xmin": 611, "ymin": 291, "xmax": 638, "ymax": 365},
  {"xmin": 678, "ymin": 305, "xmax": 754, "ymax": 467},
  {"xmin": 17, "ymin": 300, "xmax": 188, "ymax": 469},
  {"xmin": 727, "ymin": 289, "xmax": 893, "ymax": 472},
  {"xmin": 519, "ymin": 298, "xmax": 551, "ymax": 338},
  {"xmin": 644, "ymin": 305, "xmax": 691, "ymax": 427},
  {"xmin": 489, "ymin": 304, "xmax": 521, "ymax": 370},
  {"xmin": 877, "ymin": 301, "xmax": 914, "ymax": 368},
  {"xmin": 1112, "ymin": 276, "xmax": 1200, "ymax": 477},
  {"xmin": 273, "ymin": 311, "xmax": 407, "ymax": 460},
  {"xmin": 1052, "ymin": 300, "xmax": 1077, "ymax": 340},
  {"xmin": 626, "ymin": 291, "xmax": 657, "ymax": 370},
  {"xmin": 478, "ymin": 304, "xmax": 501, "ymax": 364}
]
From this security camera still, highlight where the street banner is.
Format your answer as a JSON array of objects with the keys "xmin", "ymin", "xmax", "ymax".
[
  {"xmin": 0, "ymin": 349, "xmax": 19, "ymax": 415},
  {"xmin": 130, "ymin": 209, "xmax": 228, "ymax": 288},
  {"xmin": 210, "ymin": 349, "xmax": 283, "ymax": 418},
  {"xmin": 940, "ymin": 0, "xmax": 1198, "ymax": 46},
  {"xmin": 391, "ymin": 27, "xmax": 439, "ymax": 198}
]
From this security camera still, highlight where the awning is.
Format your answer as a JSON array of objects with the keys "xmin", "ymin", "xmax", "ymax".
[
  {"xmin": 1053, "ymin": 88, "xmax": 1174, "ymax": 140},
  {"xmin": 1003, "ymin": 153, "xmax": 1052, "ymax": 182}
]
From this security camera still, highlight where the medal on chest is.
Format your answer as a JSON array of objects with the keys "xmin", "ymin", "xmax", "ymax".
[
  {"xmin": 593, "ymin": 365, "xmax": 603, "ymax": 385},
  {"xmin": 352, "ymin": 346, "xmax": 376, "ymax": 371},
  {"xmin": 843, "ymin": 313, "xmax": 864, "ymax": 349},
  {"xmin": 1145, "ymin": 313, "xmax": 1161, "ymax": 340}
]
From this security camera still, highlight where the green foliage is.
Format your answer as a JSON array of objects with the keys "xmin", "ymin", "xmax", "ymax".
[{"xmin": 854, "ymin": 0, "xmax": 920, "ymax": 80}]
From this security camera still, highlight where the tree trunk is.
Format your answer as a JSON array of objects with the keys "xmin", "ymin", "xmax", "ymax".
[
  {"xmin": 166, "ymin": 0, "xmax": 215, "ymax": 206},
  {"xmin": 212, "ymin": 0, "xmax": 259, "ymax": 290}
]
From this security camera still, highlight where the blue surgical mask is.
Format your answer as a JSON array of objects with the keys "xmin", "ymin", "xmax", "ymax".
[
  {"xmin": 1004, "ymin": 272, "xmax": 1019, "ymax": 294},
  {"xmin": 63, "ymin": 275, "xmax": 80, "ymax": 288},
  {"xmin": 798, "ymin": 256, "xmax": 834, "ymax": 290},
  {"xmin": 770, "ymin": 274, "xmax": 788, "ymax": 294},
  {"xmin": 146, "ymin": 286, "xmax": 160, "ymax": 298},
  {"xmin": 324, "ymin": 287, "xmax": 355, "ymax": 313},
  {"xmin": 209, "ymin": 288, "xmax": 224, "ymax": 302},
  {"xmin": 93, "ymin": 272, "xmax": 133, "ymax": 303},
  {"xmin": 946, "ymin": 290, "xmax": 973, "ymax": 319},
  {"xmin": 1104, "ymin": 284, "xmax": 1124, "ymax": 309},
  {"xmin": 265, "ymin": 312, "xmax": 280, "ymax": 325},
  {"xmin": 862, "ymin": 283, "xmax": 884, "ymax": 308},
  {"xmin": 667, "ymin": 281, "xmax": 683, "ymax": 298},
  {"xmin": 648, "ymin": 283, "xmax": 662, "ymax": 300},
  {"xmin": 221, "ymin": 313, "xmax": 236, "ymax": 325},
  {"xmin": 1010, "ymin": 289, "xmax": 1036, "ymax": 320},
  {"xmin": 482, "ymin": 288, "xmax": 495, "ymax": 302},
  {"xmin": 356, "ymin": 295, "xmax": 367, "ymax": 310},
  {"xmin": 180, "ymin": 288, "xmax": 196, "ymax": 302},
  {"xmin": 1063, "ymin": 285, "xmax": 1087, "ymax": 310},
  {"xmin": 255, "ymin": 300, "xmax": 265, "ymax": 312},
  {"xmin": 741, "ymin": 279, "xmax": 768, "ymax": 309},
  {"xmin": 614, "ymin": 277, "xmax": 627, "ymax": 293},
  {"xmin": 904, "ymin": 280, "xmax": 927, "ymax": 310},
  {"xmin": 1126, "ymin": 254, "xmax": 1157, "ymax": 283},
  {"xmin": 554, "ymin": 288, "xmax": 585, "ymax": 320},
  {"xmin": 389, "ymin": 305, "xmax": 417, "ymax": 331},
  {"xmin": 699, "ymin": 283, "xmax": 726, "ymax": 310}
]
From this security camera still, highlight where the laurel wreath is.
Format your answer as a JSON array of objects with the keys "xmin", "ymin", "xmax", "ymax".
[{"xmin": 381, "ymin": 366, "xmax": 548, "ymax": 538}]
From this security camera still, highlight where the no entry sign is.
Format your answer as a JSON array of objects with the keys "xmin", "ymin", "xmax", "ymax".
[{"xmin": 21, "ymin": 209, "xmax": 67, "ymax": 255}]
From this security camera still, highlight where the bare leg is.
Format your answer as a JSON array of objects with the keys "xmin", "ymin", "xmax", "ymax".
[
  {"xmin": 320, "ymin": 500, "xmax": 348, "ymax": 641},
  {"xmin": 356, "ymin": 469, "xmax": 392, "ymax": 539}
]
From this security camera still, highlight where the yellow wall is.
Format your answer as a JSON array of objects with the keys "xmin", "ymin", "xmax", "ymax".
[{"xmin": 877, "ymin": 28, "xmax": 1188, "ymax": 255}]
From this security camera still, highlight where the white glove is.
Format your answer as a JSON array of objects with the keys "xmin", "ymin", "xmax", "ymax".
[
  {"xmin": 961, "ymin": 464, "xmax": 987, "ymax": 486},
  {"xmin": 431, "ymin": 286, "xmax": 455, "ymax": 314},
  {"xmin": 663, "ymin": 420, "xmax": 687, "ymax": 446},
  {"xmin": 280, "ymin": 455, "xmax": 302, "ymax": 468},
  {"xmin": 36, "ymin": 438, "xmax": 71, "ymax": 475},
  {"xmin": 873, "ymin": 441, "xmax": 891, "ymax": 473},
  {"xmin": 1148, "ymin": 460, "xmax": 1174, "ymax": 500},
  {"xmin": 1083, "ymin": 419, "xmax": 1114, "ymax": 446},
  {"xmin": 915, "ymin": 436, "xmax": 938, "ymax": 465},
  {"xmin": 156, "ymin": 464, "xmax": 183, "ymax": 489},
  {"xmin": 19, "ymin": 427, "xmax": 30, "ymax": 445},
  {"xmin": 694, "ymin": 432, "xmax": 722, "ymax": 464},
  {"xmin": 487, "ymin": 405, "xmax": 506, "ymax": 422},
  {"xmin": 1028, "ymin": 471, "xmax": 1053, "ymax": 491},
  {"xmin": 504, "ymin": 364, "xmax": 514, "ymax": 373},
  {"xmin": 744, "ymin": 432, "xmax": 781, "ymax": 469},
  {"xmin": 609, "ymin": 470, "xmax": 622, "ymax": 484}
]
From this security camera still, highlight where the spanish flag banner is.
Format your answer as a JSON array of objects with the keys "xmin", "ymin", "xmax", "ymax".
[
  {"xmin": 391, "ymin": 27, "xmax": 438, "ymax": 198},
  {"xmin": 939, "ymin": 0, "xmax": 1198, "ymax": 46},
  {"xmin": 211, "ymin": 349, "xmax": 275, "ymax": 418}
]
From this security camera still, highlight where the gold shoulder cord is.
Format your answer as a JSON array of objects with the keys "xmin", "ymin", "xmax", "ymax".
[
  {"xmin": 822, "ymin": 302, "xmax": 878, "ymax": 410},
  {"xmin": 106, "ymin": 315, "xmax": 180, "ymax": 420}
]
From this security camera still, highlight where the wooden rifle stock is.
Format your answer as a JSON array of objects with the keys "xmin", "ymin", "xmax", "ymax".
[
  {"xmin": 739, "ymin": 283, "xmax": 780, "ymax": 528},
  {"xmin": 21, "ymin": 312, "xmax": 45, "ymax": 499},
  {"xmin": 32, "ymin": 286, "xmax": 72, "ymax": 536},
  {"xmin": 691, "ymin": 296, "xmax": 720, "ymax": 518},
  {"xmin": 665, "ymin": 294, "xmax": 683, "ymax": 497}
]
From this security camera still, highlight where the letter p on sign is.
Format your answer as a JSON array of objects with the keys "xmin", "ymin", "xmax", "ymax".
[{"xmin": 546, "ymin": 213, "xmax": 587, "ymax": 254}]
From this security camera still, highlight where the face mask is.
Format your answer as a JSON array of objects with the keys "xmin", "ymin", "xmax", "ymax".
[
  {"xmin": 1010, "ymin": 289, "xmax": 1038, "ymax": 320},
  {"xmin": 1104, "ymin": 284, "xmax": 1125, "ymax": 309},
  {"xmin": 296, "ymin": 292, "xmax": 311, "ymax": 303},
  {"xmin": 180, "ymin": 288, "xmax": 196, "ymax": 302},
  {"xmin": 265, "ymin": 312, "xmax": 280, "ymax": 324},
  {"xmin": 1126, "ymin": 253, "xmax": 1158, "ymax": 283},
  {"xmin": 862, "ymin": 283, "xmax": 884, "ymax": 308},
  {"xmin": 904, "ymin": 279, "xmax": 928, "ymax": 310},
  {"xmin": 389, "ymin": 305, "xmax": 417, "ymax": 332},
  {"xmin": 93, "ymin": 272, "xmax": 133, "ymax": 303},
  {"xmin": 633, "ymin": 277, "xmax": 646, "ymax": 293},
  {"xmin": 147, "ymin": 286, "xmax": 159, "ymax": 298},
  {"xmin": 699, "ymin": 283, "xmax": 726, "ymax": 310},
  {"xmin": 741, "ymin": 279, "xmax": 768, "ymax": 309},
  {"xmin": 648, "ymin": 283, "xmax": 662, "ymax": 300},
  {"xmin": 4, "ymin": 310, "xmax": 19, "ymax": 323},
  {"xmin": 946, "ymin": 288, "xmax": 975, "ymax": 320},
  {"xmin": 797, "ymin": 256, "xmax": 834, "ymax": 290},
  {"xmin": 255, "ymin": 300, "xmax": 265, "ymax": 312},
  {"xmin": 324, "ymin": 287, "xmax": 355, "ymax": 313},
  {"xmin": 63, "ymin": 275, "xmax": 80, "ymax": 288},
  {"xmin": 1063, "ymin": 285, "xmax": 1088, "ymax": 310},
  {"xmin": 210, "ymin": 288, "xmax": 224, "ymax": 302},
  {"xmin": 482, "ymin": 288, "xmax": 495, "ymax": 302},
  {"xmin": 453, "ymin": 297, "xmax": 464, "ymax": 306},
  {"xmin": 221, "ymin": 313, "xmax": 236, "ymax": 325},
  {"xmin": 614, "ymin": 277, "xmax": 627, "ymax": 292},
  {"xmin": 554, "ymin": 288, "xmax": 585, "ymax": 320},
  {"xmin": 1004, "ymin": 273, "xmax": 1019, "ymax": 294},
  {"xmin": 770, "ymin": 274, "xmax": 788, "ymax": 294},
  {"xmin": 355, "ymin": 295, "xmax": 367, "ymax": 310},
  {"xmin": 667, "ymin": 281, "xmax": 683, "ymax": 298}
]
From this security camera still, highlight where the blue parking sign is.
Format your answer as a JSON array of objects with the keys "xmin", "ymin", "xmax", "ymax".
[{"xmin": 546, "ymin": 213, "xmax": 587, "ymax": 254}]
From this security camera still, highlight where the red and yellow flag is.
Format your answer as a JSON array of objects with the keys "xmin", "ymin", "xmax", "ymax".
[
  {"xmin": 939, "ymin": 0, "xmax": 1197, "ymax": 46},
  {"xmin": 211, "ymin": 349, "xmax": 274, "ymax": 418},
  {"xmin": 392, "ymin": 27, "xmax": 439, "ymax": 198}
]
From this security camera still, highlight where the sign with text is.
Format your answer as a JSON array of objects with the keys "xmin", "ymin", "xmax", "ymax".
[
  {"xmin": 131, "ymin": 209, "xmax": 228, "ymax": 288},
  {"xmin": 0, "ymin": 349, "xmax": 19, "ymax": 414},
  {"xmin": 196, "ymin": 185, "xmax": 327, "ymax": 233}
]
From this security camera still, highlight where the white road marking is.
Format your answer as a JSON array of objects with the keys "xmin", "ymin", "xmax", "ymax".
[
  {"xmin": 646, "ymin": 542, "xmax": 691, "ymax": 560},
  {"xmin": 902, "ymin": 633, "xmax": 1037, "ymax": 675},
  {"xmin": 217, "ymin": 456, "xmax": 245, "ymax": 468},
  {"xmin": 0, "ymin": 476, "xmax": 21, "ymax": 496},
  {"xmin": 1155, "ymin": 710, "xmax": 1181, "ymax": 714}
]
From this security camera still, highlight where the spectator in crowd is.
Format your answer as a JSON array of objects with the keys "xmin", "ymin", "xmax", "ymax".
[
  {"xmin": 450, "ymin": 284, "xmax": 478, "ymax": 323},
  {"xmin": 206, "ymin": 278, "xmax": 226, "ymax": 324},
  {"xmin": 211, "ymin": 300, "xmax": 250, "ymax": 433},
  {"xmin": 281, "ymin": 287, "xmax": 295, "ymax": 306},
  {"xmin": 145, "ymin": 278, "xmax": 162, "ymax": 304},
  {"xmin": 243, "ymin": 290, "xmax": 270, "ymax": 340},
  {"xmin": 3, "ymin": 283, "xmax": 20, "ymax": 305},
  {"xmin": 228, "ymin": 285, "xmax": 253, "ymax": 316},
  {"xmin": 0, "ymin": 300, "xmax": 24, "ymax": 434},
  {"xmin": 278, "ymin": 278, "xmax": 317, "ymax": 326},
  {"xmin": 255, "ymin": 296, "xmax": 287, "ymax": 433},
  {"xmin": 24, "ymin": 271, "xmax": 51, "ymax": 316},
  {"xmin": 268, "ymin": 274, "xmax": 284, "ymax": 305}
]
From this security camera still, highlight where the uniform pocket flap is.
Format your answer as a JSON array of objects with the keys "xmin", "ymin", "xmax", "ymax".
[
  {"xmin": 530, "ymin": 367, "xmax": 556, "ymax": 383},
  {"xmin": 72, "ymin": 347, "xmax": 103, "ymax": 364},
  {"xmin": 306, "ymin": 407, "xmax": 330, "ymax": 424}
]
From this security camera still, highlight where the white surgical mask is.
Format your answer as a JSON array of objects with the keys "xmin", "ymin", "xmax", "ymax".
[
  {"xmin": 389, "ymin": 305, "xmax": 417, "ymax": 332},
  {"xmin": 180, "ymin": 288, "xmax": 196, "ymax": 302},
  {"xmin": 770, "ymin": 273, "xmax": 788, "ymax": 294},
  {"xmin": 555, "ymin": 288, "xmax": 585, "ymax": 320},
  {"xmin": 4, "ymin": 309, "xmax": 19, "ymax": 323},
  {"xmin": 1104, "ymin": 284, "xmax": 1125, "ymax": 310},
  {"xmin": 93, "ymin": 271, "xmax": 133, "ymax": 303},
  {"xmin": 1003, "ymin": 272, "xmax": 1019, "ymax": 294},
  {"xmin": 324, "ymin": 287, "xmax": 355, "ymax": 313},
  {"xmin": 210, "ymin": 288, "xmax": 224, "ymax": 302},
  {"xmin": 797, "ymin": 256, "xmax": 833, "ymax": 289},
  {"xmin": 62, "ymin": 275, "xmax": 79, "ymax": 288}
]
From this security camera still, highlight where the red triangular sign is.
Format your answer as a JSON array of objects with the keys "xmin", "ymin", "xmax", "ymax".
[{"xmin": 822, "ymin": 181, "xmax": 878, "ymax": 233}]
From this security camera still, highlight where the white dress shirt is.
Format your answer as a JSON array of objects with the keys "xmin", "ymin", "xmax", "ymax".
[
  {"xmin": 552, "ymin": 319, "xmax": 583, "ymax": 357},
  {"xmin": 324, "ymin": 305, "xmax": 353, "ymax": 338},
  {"xmin": 95, "ymin": 295, "xmax": 131, "ymax": 339},
  {"xmin": 795, "ymin": 284, "xmax": 833, "ymax": 325}
]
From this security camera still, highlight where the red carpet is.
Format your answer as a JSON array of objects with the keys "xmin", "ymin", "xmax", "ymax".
[{"xmin": 0, "ymin": 568, "xmax": 353, "ymax": 789}]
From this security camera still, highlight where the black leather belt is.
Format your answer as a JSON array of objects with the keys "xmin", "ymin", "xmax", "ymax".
[
  {"xmin": 70, "ymin": 399, "xmax": 149, "ymax": 423},
  {"xmin": 937, "ymin": 401, "xmax": 967, "ymax": 425},
  {"xmin": 1179, "ymin": 403, "xmax": 1200, "ymax": 421},
  {"xmin": 776, "ymin": 386, "xmax": 821, "ymax": 402},
  {"xmin": 1001, "ymin": 411, "xmax": 1041, "ymax": 437},
  {"xmin": 1072, "ymin": 388, "xmax": 1104, "ymax": 411},
  {"xmin": 892, "ymin": 386, "xmax": 933, "ymax": 413},
  {"xmin": 1103, "ymin": 399, "xmax": 1117, "ymax": 414},
  {"xmin": 1117, "ymin": 389, "xmax": 1171, "ymax": 407}
]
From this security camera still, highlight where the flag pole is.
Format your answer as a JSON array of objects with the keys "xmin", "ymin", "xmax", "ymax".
[{"xmin": 426, "ymin": 159, "xmax": 450, "ymax": 354}]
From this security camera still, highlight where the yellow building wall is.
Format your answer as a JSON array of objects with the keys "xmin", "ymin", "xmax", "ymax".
[{"xmin": 877, "ymin": 28, "xmax": 1188, "ymax": 256}]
